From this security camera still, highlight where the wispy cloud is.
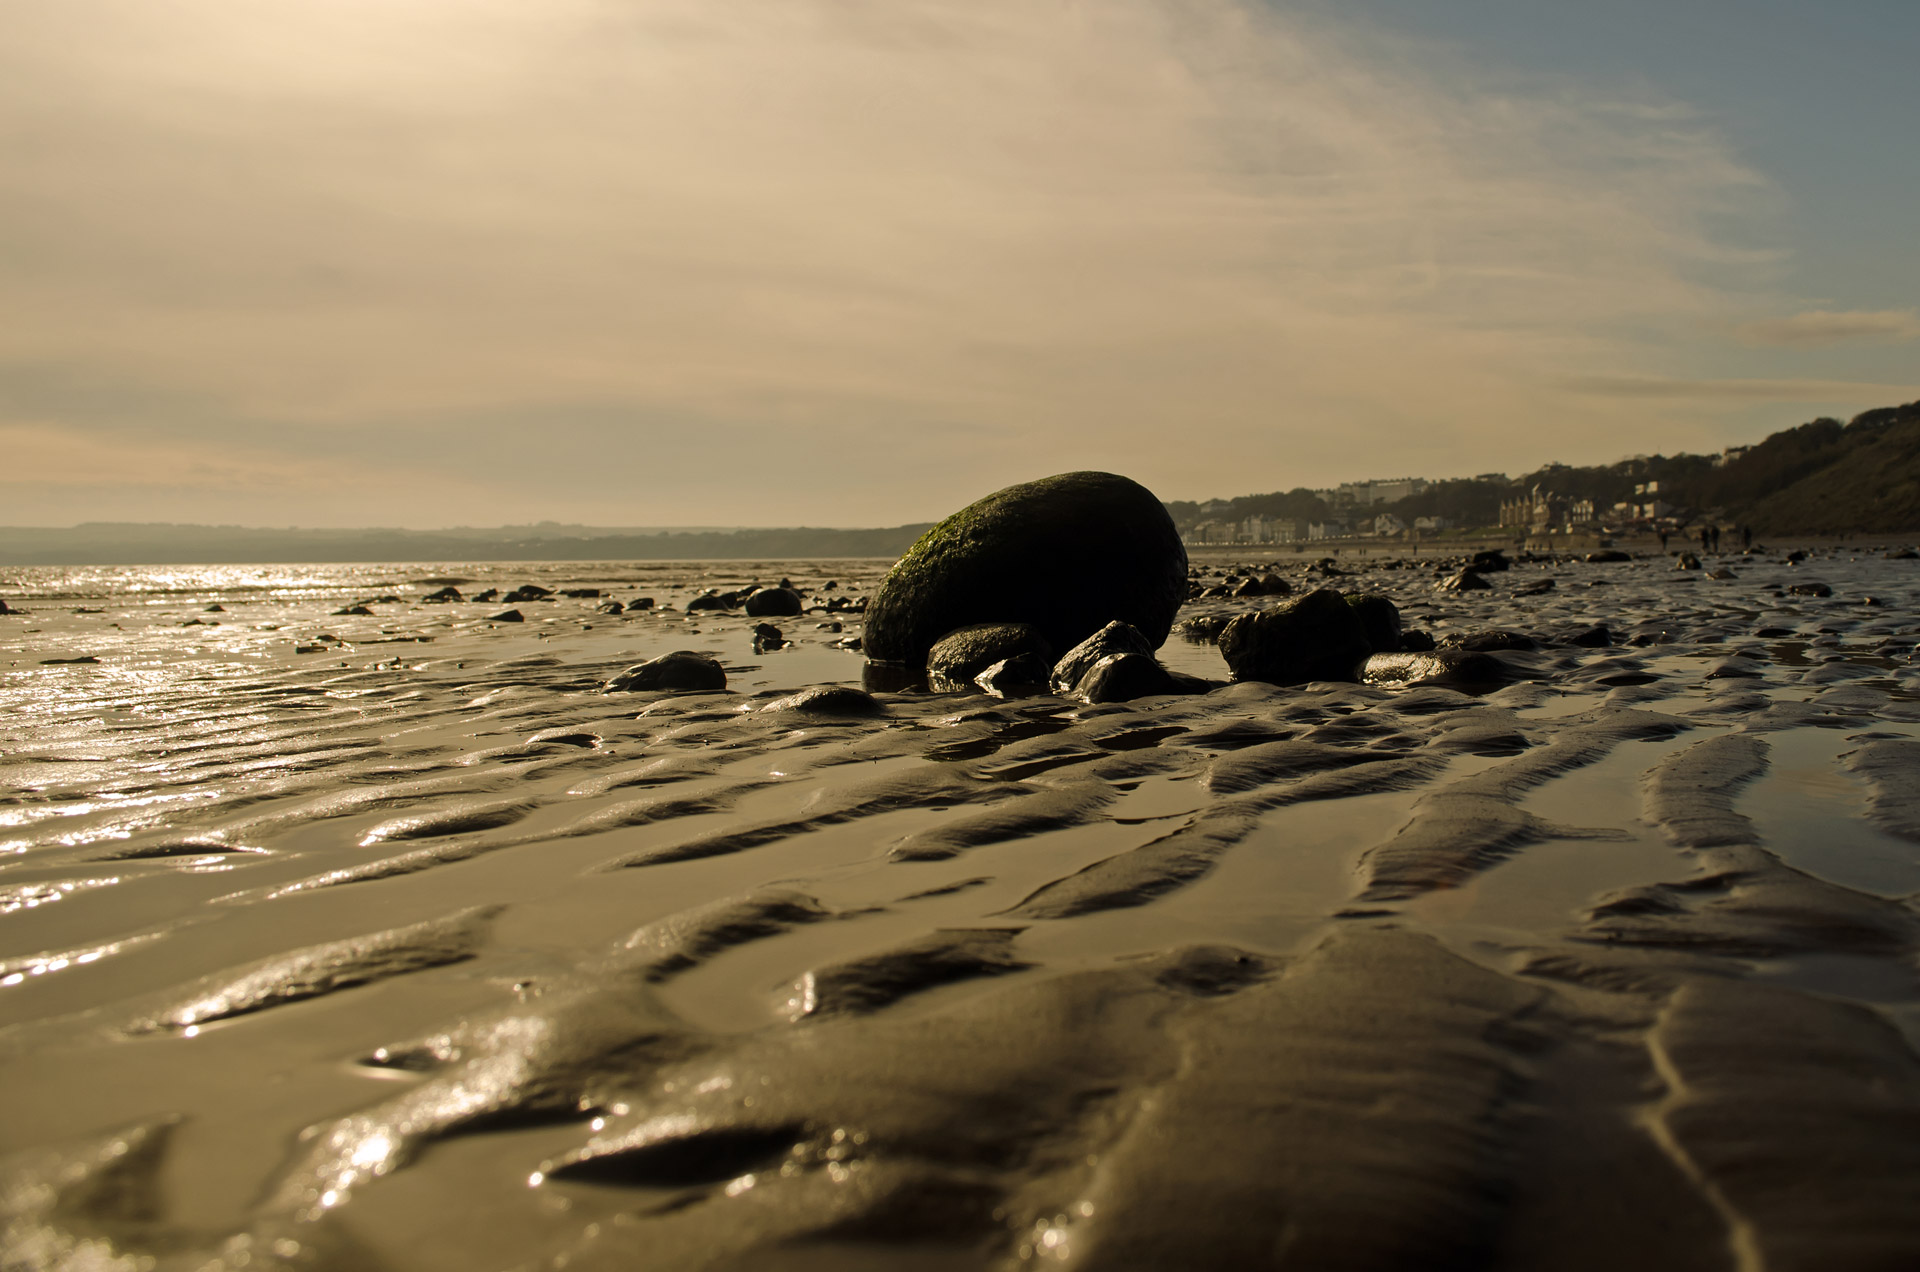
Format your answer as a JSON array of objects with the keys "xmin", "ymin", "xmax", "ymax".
[
  {"xmin": 1735, "ymin": 309, "xmax": 1920, "ymax": 348},
  {"xmin": 0, "ymin": 0, "xmax": 1842, "ymax": 523},
  {"xmin": 1562, "ymin": 375, "xmax": 1920, "ymax": 402}
]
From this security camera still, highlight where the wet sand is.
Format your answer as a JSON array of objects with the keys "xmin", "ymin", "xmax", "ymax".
[{"xmin": 3, "ymin": 546, "xmax": 1920, "ymax": 1270}]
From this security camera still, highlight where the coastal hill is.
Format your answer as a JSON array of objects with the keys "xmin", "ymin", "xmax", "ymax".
[{"xmin": 1168, "ymin": 399, "xmax": 1920, "ymax": 538}]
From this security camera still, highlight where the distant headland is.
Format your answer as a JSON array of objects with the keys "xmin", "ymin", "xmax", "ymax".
[{"xmin": 4, "ymin": 401, "xmax": 1914, "ymax": 564}]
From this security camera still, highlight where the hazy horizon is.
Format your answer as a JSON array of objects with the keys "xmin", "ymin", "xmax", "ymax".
[{"xmin": 6, "ymin": 0, "xmax": 1917, "ymax": 529}]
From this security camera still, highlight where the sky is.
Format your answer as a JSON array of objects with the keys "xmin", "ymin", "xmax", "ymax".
[{"xmin": 4, "ymin": 0, "xmax": 1917, "ymax": 529}]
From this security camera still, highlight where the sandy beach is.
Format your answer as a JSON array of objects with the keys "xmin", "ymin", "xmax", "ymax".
[{"xmin": 4, "ymin": 545, "xmax": 1920, "ymax": 1270}]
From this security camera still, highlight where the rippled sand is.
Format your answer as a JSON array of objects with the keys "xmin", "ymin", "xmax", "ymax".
[{"xmin": 3, "ymin": 547, "xmax": 1919, "ymax": 1270}]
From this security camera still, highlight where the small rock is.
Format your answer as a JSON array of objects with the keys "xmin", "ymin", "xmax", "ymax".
[
  {"xmin": 1218, "ymin": 589, "xmax": 1369, "ymax": 685},
  {"xmin": 1470, "ymin": 550, "xmax": 1510, "ymax": 573},
  {"xmin": 1440, "ymin": 630, "xmax": 1538, "ymax": 652},
  {"xmin": 1787, "ymin": 582, "xmax": 1833, "ymax": 597},
  {"xmin": 560, "ymin": 588, "xmax": 602, "ymax": 599},
  {"xmin": 472, "ymin": 589, "xmax": 499, "ymax": 603},
  {"xmin": 1361, "ymin": 650, "xmax": 1510, "ymax": 689},
  {"xmin": 423, "ymin": 587, "xmax": 463, "ymax": 603},
  {"xmin": 204, "ymin": 603, "xmax": 226, "ymax": 612},
  {"xmin": 929, "ymin": 623, "xmax": 1052, "ymax": 686},
  {"xmin": 1436, "ymin": 569, "xmax": 1491, "ymax": 592},
  {"xmin": 760, "ymin": 686, "xmax": 884, "ymax": 716},
  {"xmin": 1345, "ymin": 594, "xmax": 1402, "ymax": 653},
  {"xmin": 974, "ymin": 653, "xmax": 1052, "ymax": 696},
  {"xmin": 627, "ymin": 598, "xmax": 655, "ymax": 611},
  {"xmin": 1584, "ymin": 550, "xmax": 1632, "ymax": 563},
  {"xmin": 604, "ymin": 651, "xmax": 727, "ymax": 693},
  {"xmin": 744, "ymin": 587, "xmax": 805, "ymax": 618},
  {"xmin": 489, "ymin": 609, "xmax": 525, "ymax": 623},
  {"xmin": 40, "ymin": 655, "xmax": 101, "ymax": 665},
  {"xmin": 1673, "ymin": 553, "xmax": 1701, "ymax": 570},
  {"xmin": 1072, "ymin": 652, "xmax": 1178, "ymax": 703},
  {"xmin": 595, "ymin": 601, "xmax": 625, "ymax": 615},
  {"xmin": 752, "ymin": 623, "xmax": 787, "ymax": 653},
  {"xmin": 1511, "ymin": 578, "xmax": 1555, "ymax": 596},
  {"xmin": 1562, "ymin": 624, "xmax": 1613, "ymax": 648},
  {"xmin": 1051, "ymin": 621, "xmax": 1156, "ymax": 694},
  {"xmin": 332, "ymin": 604, "xmax": 373, "ymax": 616}
]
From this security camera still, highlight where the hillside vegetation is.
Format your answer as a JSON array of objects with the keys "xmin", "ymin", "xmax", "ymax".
[{"xmin": 1170, "ymin": 400, "xmax": 1920, "ymax": 536}]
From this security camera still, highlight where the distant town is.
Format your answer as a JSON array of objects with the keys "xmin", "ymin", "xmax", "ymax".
[
  {"xmin": 1174, "ymin": 464, "xmax": 1726, "ymax": 548},
  {"xmin": 1169, "ymin": 399, "xmax": 1920, "ymax": 547}
]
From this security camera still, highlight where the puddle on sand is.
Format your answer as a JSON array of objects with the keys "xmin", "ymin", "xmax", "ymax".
[{"xmin": 1740, "ymin": 725, "xmax": 1920, "ymax": 897}]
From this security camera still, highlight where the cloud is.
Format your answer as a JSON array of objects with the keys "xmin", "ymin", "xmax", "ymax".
[
  {"xmin": 1734, "ymin": 309, "xmax": 1920, "ymax": 348},
  {"xmin": 0, "ymin": 0, "xmax": 1809, "ymax": 522},
  {"xmin": 1561, "ymin": 375, "xmax": 1920, "ymax": 402}
]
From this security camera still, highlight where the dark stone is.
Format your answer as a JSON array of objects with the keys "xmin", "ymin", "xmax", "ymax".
[
  {"xmin": 1072, "ymin": 652, "xmax": 1178, "ymax": 703},
  {"xmin": 1399, "ymin": 629, "xmax": 1436, "ymax": 651},
  {"xmin": 1218, "ymin": 588, "xmax": 1369, "ymax": 686},
  {"xmin": 0, "ymin": 599, "xmax": 16, "ymax": 615},
  {"xmin": 974, "ymin": 653, "xmax": 1053, "ymax": 696},
  {"xmin": 862, "ymin": 471, "xmax": 1186, "ymax": 668},
  {"xmin": 508, "ymin": 584, "xmax": 554, "ymax": 599},
  {"xmin": 1344, "ymin": 594, "xmax": 1401, "ymax": 654},
  {"xmin": 488, "ymin": 609, "xmax": 525, "ymax": 623},
  {"xmin": 332, "ymin": 604, "xmax": 373, "ymax": 616},
  {"xmin": 685, "ymin": 591, "xmax": 737, "ymax": 612},
  {"xmin": 1563, "ymin": 624, "xmax": 1613, "ymax": 648},
  {"xmin": 423, "ymin": 587, "xmax": 463, "ymax": 603},
  {"xmin": 1436, "ymin": 569, "xmax": 1491, "ymax": 592},
  {"xmin": 761, "ymin": 686, "xmax": 884, "ymax": 716},
  {"xmin": 1674, "ymin": 553, "xmax": 1701, "ymax": 570},
  {"xmin": 1889, "ymin": 549, "xmax": 1918, "ymax": 560},
  {"xmin": 560, "ymin": 588, "xmax": 601, "ymax": 598},
  {"xmin": 862, "ymin": 661, "xmax": 924, "ymax": 693},
  {"xmin": 1172, "ymin": 615, "xmax": 1231, "ymax": 644},
  {"xmin": 627, "ymin": 598, "xmax": 655, "ymax": 611},
  {"xmin": 1788, "ymin": 582, "xmax": 1833, "ymax": 597},
  {"xmin": 1051, "ymin": 621, "xmax": 1156, "ymax": 694},
  {"xmin": 1361, "ymin": 650, "xmax": 1511, "ymax": 689},
  {"xmin": 1258, "ymin": 575, "xmax": 1291, "ymax": 596},
  {"xmin": 40, "ymin": 655, "xmax": 101, "ymax": 665},
  {"xmin": 744, "ymin": 587, "xmax": 805, "ymax": 617},
  {"xmin": 1584, "ymin": 550, "xmax": 1632, "ymax": 563},
  {"xmin": 928, "ymin": 623, "xmax": 1052, "ymax": 685},
  {"xmin": 204, "ymin": 603, "xmax": 226, "ymax": 612},
  {"xmin": 472, "ymin": 589, "xmax": 499, "ymax": 603},
  {"xmin": 595, "ymin": 601, "xmax": 624, "ymax": 615},
  {"xmin": 1706, "ymin": 568, "xmax": 1738, "ymax": 580},
  {"xmin": 752, "ymin": 623, "xmax": 787, "ymax": 653},
  {"xmin": 604, "ymin": 651, "xmax": 727, "ymax": 693},
  {"xmin": 1511, "ymin": 577, "xmax": 1555, "ymax": 596},
  {"xmin": 1440, "ymin": 629, "xmax": 1538, "ymax": 652},
  {"xmin": 1470, "ymin": 550, "xmax": 1510, "ymax": 572}
]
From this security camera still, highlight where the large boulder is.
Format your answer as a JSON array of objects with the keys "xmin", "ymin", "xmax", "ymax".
[
  {"xmin": 862, "ymin": 472, "xmax": 1187, "ymax": 668},
  {"xmin": 1218, "ymin": 588, "xmax": 1371, "ymax": 686}
]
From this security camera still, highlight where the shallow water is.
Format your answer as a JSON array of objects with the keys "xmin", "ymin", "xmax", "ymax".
[{"xmin": 4, "ymin": 546, "xmax": 1920, "ymax": 1270}]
